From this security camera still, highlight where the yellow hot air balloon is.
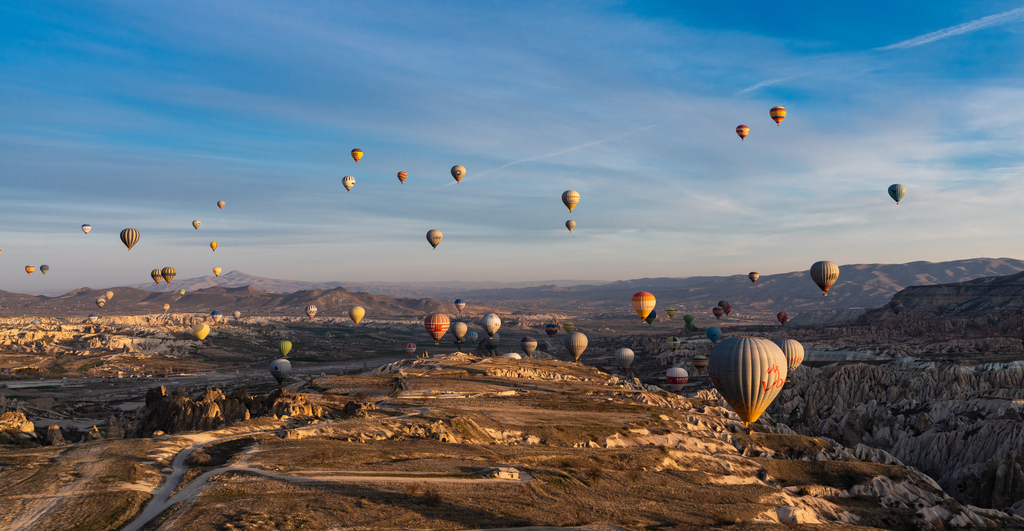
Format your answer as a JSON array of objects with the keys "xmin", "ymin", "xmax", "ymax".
[
  {"xmin": 25, "ymin": 265, "xmax": 34, "ymax": 275},
  {"xmin": 561, "ymin": 190, "xmax": 580, "ymax": 212},
  {"xmin": 104, "ymin": 291, "xmax": 114, "ymax": 300},
  {"xmin": 426, "ymin": 230, "xmax": 442, "ymax": 249},
  {"xmin": 351, "ymin": 148, "xmax": 363, "ymax": 163},
  {"xmin": 162, "ymin": 303, "xmax": 170, "ymax": 313},
  {"xmin": 217, "ymin": 200, "xmax": 225, "ymax": 209},
  {"xmin": 770, "ymin": 106, "xmax": 786, "ymax": 125},
  {"xmin": 192, "ymin": 323, "xmax": 210, "ymax": 340},
  {"xmin": 192, "ymin": 220, "xmax": 201, "ymax": 230},
  {"xmin": 631, "ymin": 292, "xmax": 656, "ymax": 321},
  {"xmin": 213, "ymin": 267, "xmax": 222, "ymax": 276},
  {"xmin": 210, "ymin": 241, "xmax": 218, "ymax": 251},
  {"xmin": 349, "ymin": 306, "xmax": 365, "ymax": 325}
]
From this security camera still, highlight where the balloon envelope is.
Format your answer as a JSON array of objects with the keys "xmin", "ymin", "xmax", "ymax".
[
  {"xmin": 520, "ymin": 337, "xmax": 537, "ymax": 357},
  {"xmin": 269, "ymin": 358, "xmax": 291, "ymax": 384},
  {"xmin": 480, "ymin": 313, "xmax": 501, "ymax": 337},
  {"xmin": 81, "ymin": 224, "xmax": 92, "ymax": 234},
  {"xmin": 564, "ymin": 332, "xmax": 588, "ymax": 362},
  {"xmin": 451, "ymin": 165, "xmax": 465, "ymax": 182},
  {"xmin": 631, "ymin": 292, "xmax": 656, "ymax": 321},
  {"xmin": 692, "ymin": 354, "xmax": 708, "ymax": 369},
  {"xmin": 810, "ymin": 261, "xmax": 840, "ymax": 296},
  {"xmin": 217, "ymin": 200, "xmax": 225, "ymax": 209},
  {"xmin": 748, "ymin": 272, "xmax": 759, "ymax": 283},
  {"xmin": 405, "ymin": 343, "xmax": 417, "ymax": 356},
  {"xmin": 706, "ymin": 327, "xmax": 722, "ymax": 343},
  {"xmin": 151, "ymin": 269, "xmax": 162, "ymax": 284},
  {"xmin": 561, "ymin": 190, "xmax": 580, "ymax": 212},
  {"xmin": 192, "ymin": 323, "xmax": 210, "ymax": 340},
  {"xmin": 776, "ymin": 312, "xmax": 789, "ymax": 325},
  {"xmin": 712, "ymin": 307, "xmax": 724, "ymax": 319},
  {"xmin": 161, "ymin": 267, "xmax": 176, "ymax": 284},
  {"xmin": 736, "ymin": 125, "xmax": 749, "ymax": 140},
  {"xmin": 213, "ymin": 267, "xmax": 222, "ymax": 276},
  {"xmin": 105, "ymin": 291, "xmax": 114, "ymax": 300},
  {"xmin": 120, "ymin": 228, "xmax": 140, "ymax": 251},
  {"xmin": 454, "ymin": 299, "xmax": 466, "ymax": 312},
  {"xmin": 349, "ymin": 306, "xmax": 365, "ymax": 324},
  {"xmin": 666, "ymin": 308, "xmax": 676, "ymax": 318},
  {"xmin": 426, "ymin": 230, "xmax": 442, "ymax": 249},
  {"xmin": 424, "ymin": 313, "xmax": 451, "ymax": 344},
  {"xmin": 666, "ymin": 336, "xmax": 680, "ymax": 352},
  {"xmin": 162, "ymin": 304, "xmax": 170, "ymax": 313},
  {"xmin": 615, "ymin": 348, "xmax": 634, "ymax": 369},
  {"xmin": 773, "ymin": 339, "xmax": 805, "ymax": 381},
  {"xmin": 644, "ymin": 311, "xmax": 657, "ymax": 325},
  {"xmin": 211, "ymin": 310, "xmax": 223, "ymax": 323},
  {"xmin": 562, "ymin": 322, "xmax": 574, "ymax": 333},
  {"xmin": 666, "ymin": 367, "xmax": 689, "ymax": 391},
  {"xmin": 233, "ymin": 311, "xmax": 241, "ymax": 319},
  {"xmin": 210, "ymin": 241, "xmax": 218, "ymax": 251},
  {"xmin": 342, "ymin": 175, "xmax": 355, "ymax": 192},
  {"xmin": 888, "ymin": 183, "xmax": 906, "ymax": 204},
  {"xmin": 178, "ymin": 289, "xmax": 186, "ymax": 295},
  {"xmin": 452, "ymin": 321, "xmax": 468, "ymax": 341},
  {"xmin": 278, "ymin": 341, "xmax": 292, "ymax": 356},
  {"xmin": 351, "ymin": 148, "xmax": 363, "ymax": 163},
  {"xmin": 397, "ymin": 171, "xmax": 408, "ymax": 184},
  {"xmin": 544, "ymin": 324, "xmax": 559, "ymax": 338},
  {"xmin": 466, "ymin": 331, "xmax": 479, "ymax": 343},
  {"xmin": 305, "ymin": 305, "xmax": 317, "ymax": 320},
  {"xmin": 708, "ymin": 337, "xmax": 787, "ymax": 427},
  {"xmin": 40, "ymin": 265, "xmax": 49, "ymax": 274},
  {"xmin": 88, "ymin": 314, "xmax": 99, "ymax": 323},
  {"xmin": 565, "ymin": 220, "xmax": 575, "ymax": 233},
  {"xmin": 683, "ymin": 314, "xmax": 694, "ymax": 324},
  {"xmin": 192, "ymin": 220, "xmax": 201, "ymax": 230},
  {"xmin": 770, "ymin": 106, "xmax": 786, "ymax": 125}
]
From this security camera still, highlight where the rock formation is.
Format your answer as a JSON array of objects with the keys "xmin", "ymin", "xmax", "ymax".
[{"xmin": 136, "ymin": 386, "xmax": 323, "ymax": 437}]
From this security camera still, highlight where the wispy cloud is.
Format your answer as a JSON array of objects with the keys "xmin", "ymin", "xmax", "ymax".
[
  {"xmin": 876, "ymin": 7, "xmax": 1024, "ymax": 50},
  {"xmin": 453, "ymin": 122, "xmax": 666, "ymax": 184},
  {"xmin": 738, "ymin": 75, "xmax": 802, "ymax": 94}
]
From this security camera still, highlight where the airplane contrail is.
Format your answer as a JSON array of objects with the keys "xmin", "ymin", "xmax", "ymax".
[
  {"xmin": 452, "ymin": 122, "xmax": 666, "ymax": 184},
  {"xmin": 876, "ymin": 7, "xmax": 1024, "ymax": 50},
  {"xmin": 738, "ymin": 75, "xmax": 802, "ymax": 94}
]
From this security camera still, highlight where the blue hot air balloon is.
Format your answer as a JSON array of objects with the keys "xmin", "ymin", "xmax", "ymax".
[
  {"xmin": 706, "ymin": 327, "xmax": 722, "ymax": 344},
  {"xmin": 454, "ymin": 299, "xmax": 466, "ymax": 313}
]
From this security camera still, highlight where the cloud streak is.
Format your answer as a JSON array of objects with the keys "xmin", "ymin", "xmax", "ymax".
[
  {"xmin": 738, "ymin": 75, "xmax": 802, "ymax": 94},
  {"xmin": 876, "ymin": 7, "xmax": 1024, "ymax": 50}
]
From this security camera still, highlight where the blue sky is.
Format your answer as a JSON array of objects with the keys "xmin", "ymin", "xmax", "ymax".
[{"xmin": 1, "ymin": 1, "xmax": 1023, "ymax": 294}]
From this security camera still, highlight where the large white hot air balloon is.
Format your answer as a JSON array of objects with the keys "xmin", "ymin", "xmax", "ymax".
[
  {"xmin": 666, "ymin": 367, "xmax": 688, "ymax": 391},
  {"xmin": 708, "ymin": 337, "xmax": 787, "ymax": 433},
  {"xmin": 342, "ymin": 175, "xmax": 355, "ymax": 192},
  {"xmin": 614, "ymin": 348, "xmax": 634, "ymax": 370},
  {"xmin": 480, "ymin": 313, "xmax": 501, "ymax": 337},
  {"xmin": 269, "ymin": 358, "xmax": 292, "ymax": 384},
  {"xmin": 773, "ymin": 339, "xmax": 805, "ymax": 383},
  {"xmin": 564, "ymin": 331, "xmax": 588, "ymax": 362}
]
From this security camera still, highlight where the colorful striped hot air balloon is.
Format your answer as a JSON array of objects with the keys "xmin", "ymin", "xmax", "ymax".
[
  {"xmin": 426, "ymin": 230, "xmax": 442, "ymax": 249},
  {"xmin": 562, "ymin": 322, "xmax": 575, "ymax": 333},
  {"xmin": 405, "ymin": 343, "xmax": 417, "ymax": 356},
  {"xmin": 120, "ymin": 228, "xmax": 140, "ymax": 251},
  {"xmin": 810, "ymin": 261, "xmax": 839, "ymax": 296},
  {"xmin": 692, "ymin": 354, "xmax": 708, "ymax": 370},
  {"xmin": 161, "ymin": 267, "xmax": 176, "ymax": 284},
  {"xmin": 770, "ymin": 106, "xmax": 786, "ymax": 125},
  {"xmin": 451, "ymin": 165, "xmax": 465, "ymax": 183},
  {"xmin": 397, "ymin": 171, "xmax": 408, "ymax": 184},
  {"xmin": 545, "ymin": 323, "xmax": 559, "ymax": 338},
  {"xmin": 211, "ymin": 310, "xmax": 223, "ymax": 323},
  {"xmin": 666, "ymin": 307, "xmax": 676, "ymax": 318},
  {"xmin": 351, "ymin": 148, "xmax": 363, "ymax": 163},
  {"xmin": 25, "ymin": 265, "xmax": 35, "ymax": 275},
  {"xmin": 708, "ymin": 337, "xmax": 787, "ymax": 433},
  {"xmin": 342, "ymin": 175, "xmax": 355, "ymax": 192},
  {"xmin": 151, "ymin": 270, "xmax": 163, "ymax": 284},
  {"xmin": 561, "ymin": 190, "xmax": 580, "ymax": 212},
  {"xmin": 564, "ymin": 331, "xmax": 588, "ymax": 362},
  {"xmin": 736, "ymin": 125, "xmax": 749, "ymax": 140},
  {"xmin": 454, "ymin": 299, "xmax": 466, "ymax": 312},
  {"xmin": 644, "ymin": 311, "xmax": 657, "ymax": 326},
  {"xmin": 748, "ymin": 272, "xmax": 759, "ymax": 283},
  {"xmin": 712, "ymin": 307, "xmax": 724, "ymax": 319},
  {"xmin": 666, "ymin": 336, "xmax": 680, "ymax": 353},
  {"xmin": 774, "ymin": 339, "xmax": 804, "ymax": 382},
  {"xmin": 888, "ymin": 184, "xmax": 906, "ymax": 205},
  {"xmin": 424, "ymin": 313, "xmax": 450, "ymax": 344},
  {"xmin": 631, "ymin": 292, "xmax": 655, "ymax": 321}
]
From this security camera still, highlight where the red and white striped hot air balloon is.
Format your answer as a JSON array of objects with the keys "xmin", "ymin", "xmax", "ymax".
[{"xmin": 424, "ymin": 313, "xmax": 450, "ymax": 345}]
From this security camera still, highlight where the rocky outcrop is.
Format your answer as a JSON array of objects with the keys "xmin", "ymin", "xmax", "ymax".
[
  {"xmin": 44, "ymin": 424, "xmax": 65, "ymax": 446},
  {"xmin": 0, "ymin": 411, "xmax": 37, "ymax": 446},
  {"xmin": 135, "ymin": 386, "xmax": 323, "ymax": 437}
]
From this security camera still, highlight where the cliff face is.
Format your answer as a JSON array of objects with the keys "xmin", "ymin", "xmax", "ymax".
[{"xmin": 885, "ymin": 271, "xmax": 1024, "ymax": 317}]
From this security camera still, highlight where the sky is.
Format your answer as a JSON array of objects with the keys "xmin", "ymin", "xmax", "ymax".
[{"xmin": 1, "ymin": 1, "xmax": 1023, "ymax": 294}]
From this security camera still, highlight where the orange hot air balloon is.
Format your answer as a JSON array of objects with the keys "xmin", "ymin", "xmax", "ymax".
[
  {"xmin": 397, "ymin": 171, "xmax": 408, "ymax": 184},
  {"xmin": 770, "ymin": 106, "xmax": 786, "ymax": 125},
  {"xmin": 736, "ymin": 125, "xmax": 749, "ymax": 140},
  {"xmin": 351, "ymin": 148, "xmax": 363, "ymax": 163},
  {"xmin": 25, "ymin": 265, "xmax": 35, "ymax": 275},
  {"xmin": 424, "ymin": 313, "xmax": 450, "ymax": 345},
  {"xmin": 217, "ymin": 200, "xmax": 225, "ymax": 209},
  {"xmin": 631, "ymin": 292, "xmax": 655, "ymax": 321}
]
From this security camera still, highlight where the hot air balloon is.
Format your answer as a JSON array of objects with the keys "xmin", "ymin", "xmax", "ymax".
[
  {"xmin": 342, "ymin": 175, "xmax": 355, "ymax": 192},
  {"xmin": 161, "ymin": 267, "xmax": 176, "ymax": 284},
  {"xmin": 217, "ymin": 200, "xmax": 225, "ymax": 209},
  {"xmin": 683, "ymin": 314, "xmax": 694, "ymax": 324},
  {"xmin": 748, "ymin": 272, "xmax": 759, "ymax": 283},
  {"xmin": 666, "ymin": 336, "xmax": 680, "ymax": 353},
  {"xmin": 559, "ymin": 323, "xmax": 573, "ymax": 334},
  {"xmin": 278, "ymin": 341, "xmax": 292, "ymax": 357},
  {"xmin": 405, "ymin": 343, "xmax": 417, "ymax": 356},
  {"xmin": 485, "ymin": 334, "xmax": 500, "ymax": 354},
  {"xmin": 776, "ymin": 312, "xmax": 789, "ymax": 326},
  {"xmin": 40, "ymin": 265, "xmax": 49, "ymax": 275},
  {"xmin": 452, "ymin": 321, "xmax": 468, "ymax": 344},
  {"xmin": 773, "ymin": 339, "xmax": 804, "ymax": 382},
  {"xmin": 192, "ymin": 323, "xmax": 210, "ymax": 340},
  {"xmin": 717, "ymin": 300, "xmax": 728, "ymax": 310},
  {"xmin": 349, "ymin": 306, "xmax": 365, "ymax": 325},
  {"xmin": 233, "ymin": 310, "xmax": 241, "ymax": 319},
  {"xmin": 105, "ymin": 291, "xmax": 114, "ymax": 300},
  {"xmin": 666, "ymin": 367, "xmax": 689, "ymax": 392},
  {"xmin": 564, "ymin": 331, "xmax": 588, "ymax": 362},
  {"xmin": 736, "ymin": 125, "xmax": 749, "ymax": 140},
  {"xmin": 151, "ymin": 269, "xmax": 162, "ymax": 284},
  {"xmin": 545, "ymin": 324, "xmax": 559, "ymax": 339},
  {"xmin": 120, "ymin": 228, "xmax": 140, "ymax": 251},
  {"xmin": 454, "ymin": 299, "xmax": 466, "ymax": 313},
  {"xmin": 451, "ymin": 165, "xmax": 465, "ymax": 183},
  {"xmin": 397, "ymin": 171, "xmax": 408, "ymax": 184},
  {"xmin": 615, "ymin": 348, "xmax": 634, "ymax": 370},
  {"xmin": 724, "ymin": 304, "xmax": 732, "ymax": 316},
  {"xmin": 770, "ymin": 106, "xmax": 786, "ymax": 125},
  {"xmin": 162, "ymin": 304, "xmax": 170, "ymax": 313},
  {"xmin": 210, "ymin": 241, "xmax": 218, "ymax": 251},
  {"xmin": 424, "ymin": 313, "xmax": 450, "ymax": 344},
  {"xmin": 888, "ymin": 184, "xmax": 906, "ymax": 205},
  {"xmin": 712, "ymin": 307, "xmax": 724, "ymax": 319},
  {"xmin": 466, "ymin": 331, "xmax": 479, "ymax": 344},
  {"xmin": 631, "ymin": 292, "xmax": 656, "ymax": 321},
  {"xmin": 88, "ymin": 314, "xmax": 99, "ymax": 323},
  {"xmin": 708, "ymin": 337, "xmax": 787, "ymax": 432},
  {"xmin": 644, "ymin": 311, "xmax": 657, "ymax": 326},
  {"xmin": 211, "ymin": 310, "xmax": 223, "ymax": 323},
  {"xmin": 481, "ymin": 313, "xmax": 501, "ymax": 337},
  {"xmin": 706, "ymin": 327, "xmax": 722, "ymax": 343},
  {"xmin": 305, "ymin": 305, "xmax": 317, "ymax": 320},
  {"xmin": 561, "ymin": 190, "xmax": 580, "ymax": 212},
  {"xmin": 520, "ymin": 337, "xmax": 537, "ymax": 358},
  {"xmin": 810, "ymin": 261, "xmax": 839, "ymax": 296},
  {"xmin": 692, "ymin": 354, "xmax": 708, "ymax": 370},
  {"xmin": 269, "ymin": 358, "xmax": 291, "ymax": 384},
  {"xmin": 426, "ymin": 230, "xmax": 442, "ymax": 249},
  {"xmin": 565, "ymin": 220, "xmax": 575, "ymax": 233},
  {"xmin": 81, "ymin": 224, "xmax": 92, "ymax": 234},
  {"xmin": 351, "ymin": 148, "xmax": 363, "ymax": 163},
  {"xmin": 666, "ymin": 308, "xmax": 676, "ymax": 318},
  {"xmin": 178, "ymin": 289, "xmax": 186, "ymax": 296},
  {"xmin": 213, "ymin": 267, "xmax": 222, "ymax": 276},
  {"xmin": 96, "ymin": 298, "xmax": 105, "ymax": 308},
  {"xmin": 192, "ymin": 220, "xmax": 201, "ymax": 230},
  {"xmin": 503, "ymin": 352, "xmax": 521, "ymax": 360}
]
